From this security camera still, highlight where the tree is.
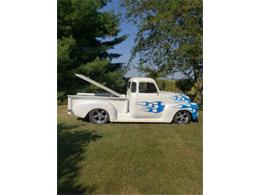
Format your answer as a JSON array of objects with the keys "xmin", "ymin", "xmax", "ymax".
[
  {"xmin": 122, "ymin": 0, "xmax": 202, "ymax": 103},
  {"xmin": 58, "ymin": 0, "xmax": 127, "ymax": 101}
]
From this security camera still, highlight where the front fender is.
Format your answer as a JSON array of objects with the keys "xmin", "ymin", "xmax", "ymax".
[
  {"xmin": 162, "ymin": 102, "xmax": 199, "ymax": 122},
  {"xmin": 73, "ymin": 100, "xmax": 117, "ymax": 121},
  {"xmin": 176, "ymin": 102, "xmax": 199, "ymax": 121}
]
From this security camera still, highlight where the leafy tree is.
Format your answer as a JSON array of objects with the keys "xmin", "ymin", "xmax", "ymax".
[
  {"xmin": 122, "ymin": 0, "xmax": 202, "ymax": 103},
  {"xmin": 58, "ymin": 0, "xmax": 127, "ymax": 101}
]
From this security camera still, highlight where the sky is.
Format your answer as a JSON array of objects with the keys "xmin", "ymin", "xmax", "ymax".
[{"xmin": 102, "ymin": 0, "xmax": 140, "ymax": 78}]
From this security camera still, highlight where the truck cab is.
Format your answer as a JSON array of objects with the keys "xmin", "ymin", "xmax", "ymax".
[
  {"xmin": 127, "ymin": 77, "xmax": 162, "ymax": 118},
  {"xmin": 68, "ymin": 74, "xmax": 198, "ymax": 124}
]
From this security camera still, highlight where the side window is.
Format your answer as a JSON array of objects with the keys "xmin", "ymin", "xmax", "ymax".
[
  {"xmin": 131, "ymin": 82, "xmax": 136, "ymax": 93},
  {"xmin": 127, "ymin": 81, "xmax": 131, "ymax": 89},
  {"xmin": 139, "ymin": 82, "xmax": 157, "ymax": 93}
]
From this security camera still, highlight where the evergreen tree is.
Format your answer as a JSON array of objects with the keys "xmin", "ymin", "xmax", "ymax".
[{"xmin": 58, "ymin": 0, "xmax": 127, "ymax": 100}]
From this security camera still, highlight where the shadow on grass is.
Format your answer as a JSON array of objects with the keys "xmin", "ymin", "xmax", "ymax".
[{"xmin": 58, "ymin": 123, "xmax": 102, "ymax": 195}]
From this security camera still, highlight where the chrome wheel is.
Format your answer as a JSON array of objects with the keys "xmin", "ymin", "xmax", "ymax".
[
  {"xmin": 89, "ymin": 109, "xmax": 109, "ymax": 124},
  {"xmin": 173, "ymin": 110, "xmax": 191, "ymax": 124}
]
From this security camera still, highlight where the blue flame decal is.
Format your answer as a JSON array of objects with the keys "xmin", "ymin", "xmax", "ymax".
[
  {"xmin": 176, "ymin": 103, "xmax": 199, "ymax": 120},
  {"xmin": 137, "ymin": 101, "xmax": 165, "ymax": 113},
  {"xmin": 173, "ymin": 94, "xmax": 198, "ymax": 120},
  {"xmin": 173, "ymin": 94, "xmax": 191, "ymax": 103}
]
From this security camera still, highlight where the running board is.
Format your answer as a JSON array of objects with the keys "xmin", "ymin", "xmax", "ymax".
[{"xmin": 114, "ymin": 114, "xmax": 172, "ymax": 123}]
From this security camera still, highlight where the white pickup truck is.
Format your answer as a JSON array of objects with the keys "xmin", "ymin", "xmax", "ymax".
[{"xmin": 68, "ymin": 74, "xmax": 198, "ymax": 124}]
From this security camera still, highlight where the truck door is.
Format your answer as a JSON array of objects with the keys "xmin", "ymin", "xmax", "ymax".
[{"xmin": 135, "ymin": 82, "xmax": 164, "ymax": 118}]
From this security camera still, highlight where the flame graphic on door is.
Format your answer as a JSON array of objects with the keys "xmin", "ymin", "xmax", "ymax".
[{"xmin": 137, "ymin": 101, "xmax": 165, "ymax": 113}]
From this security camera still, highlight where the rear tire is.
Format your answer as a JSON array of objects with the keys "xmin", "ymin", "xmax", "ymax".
[
  {"xmin": 173, "ymin": 110, "xmax": 191, "ymax": 124},
  {"xmin": 89, "ymin": 109, "xmax": 109, "ymax": 124}
]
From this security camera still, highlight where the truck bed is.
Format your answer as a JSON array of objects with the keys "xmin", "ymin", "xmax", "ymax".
[
  {"xmin": 68, "ymin": 93, "xmax": 129, "ymax": 118},
  {"xmin": 68, "ymin": 92, "xmax": 127, "ymax": 100}
]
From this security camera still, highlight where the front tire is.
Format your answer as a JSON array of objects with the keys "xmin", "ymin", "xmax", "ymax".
[
  {"xmin": 173, "ymin": 110, "xmax": 191, "ymax": 124},
  {"xmin": 89, "ymin": 109, "xmax": 109, "ymax": 124}
]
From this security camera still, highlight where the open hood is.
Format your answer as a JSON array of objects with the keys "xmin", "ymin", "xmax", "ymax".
[{"xmin": 75, "ymin": 74, "xmax": 122, "ymax": 97}]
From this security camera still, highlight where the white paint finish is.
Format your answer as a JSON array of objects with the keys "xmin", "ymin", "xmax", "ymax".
[{"xmin": 68, "ymin": 74, "xmax": 198, "ymax": 123}]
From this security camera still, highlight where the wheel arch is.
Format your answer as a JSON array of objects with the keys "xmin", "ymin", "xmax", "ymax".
[
  {"xmin": 88, "ymin": 108, "xmax": 110, "ymax": 124},
  {"xmin": 172, "ymin": 109, "xmax": 192, "ymax": 123},
  {"xmin": 73, "ymin": 100, "xmax": 117, "ymax": 122}
]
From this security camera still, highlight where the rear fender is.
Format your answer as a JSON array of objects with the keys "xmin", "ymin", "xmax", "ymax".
[{"xmin": 73, "ymin": 100, "xmax": 117, "ymax": 121}]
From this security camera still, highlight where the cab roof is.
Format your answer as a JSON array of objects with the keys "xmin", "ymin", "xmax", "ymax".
[{"xmin": 128, "ymin": 77, "xmax": 156, "ymax": 83}]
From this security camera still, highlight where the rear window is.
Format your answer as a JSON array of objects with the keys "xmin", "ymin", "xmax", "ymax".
[
  {"xmin": 127, "ymin": 81, "xmax": 131, "ymax": 89},
  {"xmin": 131, "ymin": 82, "xmax": 136, "ymax": 92},
  {"xmin": 139, "ymin": 82, "xmax": 157, "ymax": 93}
]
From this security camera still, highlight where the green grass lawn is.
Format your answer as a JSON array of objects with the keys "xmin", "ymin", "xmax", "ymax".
[{"xmin": 58, "ymin": 105, "xmax": 202, "ymax": 195}]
